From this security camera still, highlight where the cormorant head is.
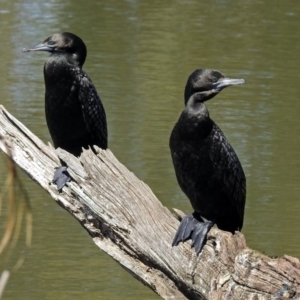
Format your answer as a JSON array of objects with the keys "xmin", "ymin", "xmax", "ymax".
[
  {"xmin": 23, "ymin": 32, "xmax": 87, "ymax": 67},
  {"xmin": 184, "ymin": 69, "xmax": 245, "ymax": 105}
]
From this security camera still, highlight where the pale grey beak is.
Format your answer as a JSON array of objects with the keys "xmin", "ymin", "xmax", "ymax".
[
  {"xmin": 22, "ymin": 43, "xmax": 55, "ymax": 53},
  {"xmin": 213, "ymin": 78, "xmax": 245, "ymax": 92}
]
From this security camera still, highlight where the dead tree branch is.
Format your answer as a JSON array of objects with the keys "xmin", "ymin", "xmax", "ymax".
[{"xmin": 0, "ymin": 105, "xmax": 299, "ymax": 300}]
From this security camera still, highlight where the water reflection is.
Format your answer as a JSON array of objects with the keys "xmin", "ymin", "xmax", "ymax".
[{"xmin": 1, "ymin": 0, "xmax": 300, "ymax": 299}]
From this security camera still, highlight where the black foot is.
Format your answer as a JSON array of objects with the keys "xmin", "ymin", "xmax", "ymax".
[
  {"xmin": 53, "ymin": 166, "xmax": 71, "ymax": 190},
  {"xmin": 172, "ymin": 215, "xmax": 200, "ymax": 246},
  {"xmin": 191, "ymin": 220, "xmax": 214, "ymax": 254},
  {"xmin": 172, "ymin": 214, "xmax": 214, "ymax": 254}
]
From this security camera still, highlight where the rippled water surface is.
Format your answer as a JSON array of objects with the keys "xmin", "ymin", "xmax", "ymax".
[{"xmin": 1, "ymin": 1, "xmax": 300, "ymax": 299}]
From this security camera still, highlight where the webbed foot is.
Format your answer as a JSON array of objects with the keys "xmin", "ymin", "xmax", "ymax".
[
  {"xmin": 172, "ymin": 213, "xmax": 214, "ymax": 254},
  {"xmin": 53, "ymin": 166, "xmax": 71, "ymax": 190},
  {"xmin": 191, "ymin": 220, "xmax": 214, "ymax": 254}
]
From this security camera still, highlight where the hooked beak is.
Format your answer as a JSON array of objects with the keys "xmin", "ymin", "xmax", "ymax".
[
  {"xmin": 22, "ymin": 43, "xmax": 55, "ymax": 53},
  {"xmin": 213, "ymin": 78, "xmax": 245, "ymax": 92}
]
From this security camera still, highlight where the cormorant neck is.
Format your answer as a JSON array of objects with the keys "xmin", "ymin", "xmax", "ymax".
[
  {"xmin": 180, "ymin": 98, "xmax": 213, "ymax": 139},
  {"xmin": 184, "ymin": 90, "xmax": 218, "ymax": 105},
  {"xmin": 185, "ymin": 94, "xmax": 211, "ymax": 125},
  {"xmin": 49, "ymin": 51, "xmax": 85, "ymax": 67}
]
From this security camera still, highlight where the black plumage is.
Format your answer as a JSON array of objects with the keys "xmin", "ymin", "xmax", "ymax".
[
  {"xmin": 170, "ymin": 69, "xmax": 246, "ymax": 254},
  {"xmin": 23, "ymin": 32, "xmax": 107, "ymax": 155},
  {"xmin": 23, "ymin": 32, "xmax": 107, "ymax": 189}
]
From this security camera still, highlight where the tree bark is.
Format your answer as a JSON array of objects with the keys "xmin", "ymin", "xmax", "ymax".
[{"xmin": 0, "ymin": 105, "xmax": 299, "ymax": 300}]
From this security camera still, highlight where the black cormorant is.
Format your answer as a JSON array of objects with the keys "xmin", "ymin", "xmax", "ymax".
[
  {"xmin": 170, "ymin": 69, "xmax": 246, "ymax": 254},
  {"xmin": 23, "ymin": 32, "xmax": 107, "ymax": 189}
]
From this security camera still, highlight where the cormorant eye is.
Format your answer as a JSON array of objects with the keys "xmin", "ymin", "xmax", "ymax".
[
  {"xmin": 48, "ymin": 40, "xmax": 54, "ymax": 45},
  {"xmin": 212, "ymin": 77, "xmax": 218, "ymax": 83}
]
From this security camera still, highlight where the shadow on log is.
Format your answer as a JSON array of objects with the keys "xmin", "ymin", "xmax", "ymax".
[{"xmin": 0, "ymin": 105, "xmax": 299, "ymax": 300}]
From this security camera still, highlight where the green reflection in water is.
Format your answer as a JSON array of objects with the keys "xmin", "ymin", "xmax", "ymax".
[{"xmin": 1, "ymin": 0, "xmax": 300, "ymax": 299}]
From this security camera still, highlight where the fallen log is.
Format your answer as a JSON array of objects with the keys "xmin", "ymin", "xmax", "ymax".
[{"xmin": 0, "ymin": 105, "xmax": 299, "ymax": 300}]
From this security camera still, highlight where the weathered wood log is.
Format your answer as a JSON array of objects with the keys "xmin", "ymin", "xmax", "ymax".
[{"xmin": 0, "ymin": 104, "xmax": 299, "ymax": 300}]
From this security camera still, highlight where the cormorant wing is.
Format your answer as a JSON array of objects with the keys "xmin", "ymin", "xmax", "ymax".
[
  {"xmin": 75, "ymin": 68, "xmax": 108, "ymax": 149},
  {"xmin": 209, "ymin": 123, "xmax": 246, "ymax": 230}
]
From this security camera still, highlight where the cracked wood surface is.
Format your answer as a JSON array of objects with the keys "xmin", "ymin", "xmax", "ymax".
[{"xmin": 0, "ymin": 105, "xmax": 299, "ymax": 300}]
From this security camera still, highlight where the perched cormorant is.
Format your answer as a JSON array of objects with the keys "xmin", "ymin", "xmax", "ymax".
[
  {"xmin": 23, "ymin": 32, "xmax": 107, "ymax": 189},
  {"xmin": 170, "ymin": 69, "xmax": 246, "ymax": 254}
]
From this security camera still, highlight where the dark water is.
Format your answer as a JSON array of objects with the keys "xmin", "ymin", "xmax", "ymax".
[{"xmin": 1, "ymin": 1, "xmax": 300, "ymax": 299}]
